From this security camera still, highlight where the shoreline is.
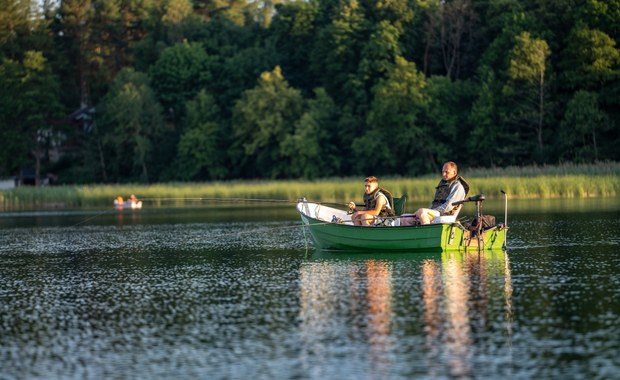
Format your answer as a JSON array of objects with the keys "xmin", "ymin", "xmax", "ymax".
[{"xmin": 2, "ymin": 173, "xmax": 619, "ymax": 211}]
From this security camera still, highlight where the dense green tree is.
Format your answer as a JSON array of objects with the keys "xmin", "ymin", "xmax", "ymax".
[
  {"xmin": 255, "ymin": 0, "xmax": 287, "ymax": 28},
  {"xmin": 370, "ymin": 0, "xmax": 413, "ymax": 30},
  {"xmin": 309, "ymin": 0, "xmax": 368, "ymax": 104},
  {"xmin": 0, "ymin": 0, "xmax": 49, "ymax": 57},
  {"xmin": 403, "ymin": 0, "xmax": 440, "ymax": 76},
  {"xmin": 571, "ymin": 3, "xmax": 620, "ymax": 158},
  {"xmin": 406, "ymin": 0, "xmax": 481, "ymax": 79},
  {"xmin": 175, "ymin": 90, "xmax": 227, "ymax": 180},
  {"xmin": 232, "ymin": 66, "xmax": 304, "ymax": 178},
  {"xmin": 115, "ymin": 0, "xmax": 155, "ymax": 55},
  {"xmin": 162, "ymin": 0, "xmax": 206, "ymax": 44},
  {"xmin": 193, "ymin": 0, "xmax": 250, "ymax": 26},
  {"xmin": 217, "ymin": 41, "xmax": 280, "ymax": 116},
  {"xmin": 467, "ymin": 67, "xmax": 503, "ymax": 167},
  {"xmin": 437, "ymin": 0, "xmax": 476, "ymax": 79},
  {"xmin": 0, "ymin": 61, "xmax": 24, "ymax": 177},
  {"xmin": 270, "ymin": 0, "xmax": 320, "ymax": 93},
  {"xmin": 358, "ymin": 20, "xmax": 401, "ymax": 83},
  {"xmin": 558, "ymin": 90, "xmax": 610, "ymax": 162},
  {"xmin": 477, "ymin": 9, "xmax": 531, "ymax": 80},
  {"xmin": 280, "ymin": 88, "xmax": 340, "ymax": 178},
  {"xmin": 422, "ymin": 76, "xmax": 477, "ymax": 168},
  {"xmin": 502, "ymin": 31, "xmax": 552, "ymax": 162},
  {"xmin": 96, "ymin": 68, "xmax": 164, "ymax": 182},
  {"xmin": 581, "ymin": 0, "xmax": 620, "ymax": 38},
  {"xmin": 162, "ymin": 0, "xmax": 193, "ymax": 25},
  {"xmin": 87, "ymin": 0, "xmax": 127, "ymax": 101},
  {"xmin": 149, "ymin": 40, "xmax": 216, "ymax": 119},
  {"xmin": 2, "ymin": 0, "xmax": 620, "ymax": 182},
  {"xmin": 560, "ymin": 25, "xmax": 620, "ymax": 91},
  {"xmin": 470, "ymin": 10, "xmax": 542, "ymax": 166},
  {"xmin": 361, "ymin": 56, "xmax": 428, "ymax": 175},
  {"xmin": 59, "ymin": 0, "xmax": 152, "ymax": 104},
  {"xmin": 0, "ymin": 51, "xmax": 63, "ymax": 181},
  {"xmin": 59, "ymin": 0, "xmax": 96, "ymax": 105},
  {"xmin": 519, "ymin": 0, "xmax": 577, "ymax": 54}
]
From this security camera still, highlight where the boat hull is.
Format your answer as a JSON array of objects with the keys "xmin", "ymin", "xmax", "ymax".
[
  {"xmin": 297, "ymin": 201, "xmax": 506, "ymax": 252},
  {"xmin": 114, "ymin": 200, "xmax": 142, "ymax": 209}
]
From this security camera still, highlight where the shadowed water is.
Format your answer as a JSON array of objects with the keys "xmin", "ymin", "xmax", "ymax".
[{"xmin": 1, "ymin": 199, "xmax": 619, "ymax": 379}]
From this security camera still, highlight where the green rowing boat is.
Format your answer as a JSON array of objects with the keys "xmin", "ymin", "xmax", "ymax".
[{"xmin": 297, "ymin": 196, "xmax": 507, "ymax": 252}]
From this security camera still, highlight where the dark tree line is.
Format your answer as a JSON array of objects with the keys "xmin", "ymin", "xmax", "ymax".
[{"xmin": 0, "ymin": 0, "xmax": 618, "ymax": 183}]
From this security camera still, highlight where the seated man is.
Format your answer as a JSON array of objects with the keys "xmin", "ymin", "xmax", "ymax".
[
  {"xmin": 402, "ymin": 161, "xmax": 469, "ymax": 225},
  {"xmin": 348, "ymin": 176, "xmax": 395, "ymax": 226}
]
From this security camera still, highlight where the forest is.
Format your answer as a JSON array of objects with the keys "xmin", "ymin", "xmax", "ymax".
[{"xmin": 0, "ymin": 0, "xmax": 618, "ymax": 184}]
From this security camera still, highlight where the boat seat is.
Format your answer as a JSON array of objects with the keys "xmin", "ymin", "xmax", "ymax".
[
  {"xmin": 393, "ymin": 195, "xmax": 406, "ymax": 216},
  {"xmin": 431, "ymin": 204, "xmax": 462, "ymax": 224}
]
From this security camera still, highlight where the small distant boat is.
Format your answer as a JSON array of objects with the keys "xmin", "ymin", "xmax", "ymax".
[
  {"xmin": 114, "ymin": 196, "xmax": 142, "ymax": 210},
  {"xmin": 297, "ymin": 195, "xmax": 507, "ymax": 252}
]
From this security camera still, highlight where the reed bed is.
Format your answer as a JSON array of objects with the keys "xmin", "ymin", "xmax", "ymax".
[
  {"xmin": 462, "ymin": 161, "xmax": 620, "ymax": 177},
  {"xmin": 1, "ymin": 170, "xmax": 619, "ymax": 210}
]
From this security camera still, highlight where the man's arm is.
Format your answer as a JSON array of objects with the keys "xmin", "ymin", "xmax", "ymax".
[
  {"xmin": 358, "ymin": 194, "xmax": 387, "ymax": 217},
  {"xmin": 370, "ymin": 194, "xmax": 388, "ymax": 216}
]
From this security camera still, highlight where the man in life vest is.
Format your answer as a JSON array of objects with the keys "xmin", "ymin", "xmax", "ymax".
[
  {"xmin": 348, "ymin": 176, "xmax": 395, "ymax": 226},
  {"xmin": 410, "ymin": 161, "xmax": 469, "ymax": 225}
]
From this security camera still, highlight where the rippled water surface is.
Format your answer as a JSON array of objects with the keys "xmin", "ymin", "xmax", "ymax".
[{"xmin": 1, "ymin": 199, "xmax": 619, "ymax": 379}]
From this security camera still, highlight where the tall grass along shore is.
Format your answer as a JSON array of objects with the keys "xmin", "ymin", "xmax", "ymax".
[{"xmin": 1, "ymin": 163, "xmax": 619, "ymax": 210}]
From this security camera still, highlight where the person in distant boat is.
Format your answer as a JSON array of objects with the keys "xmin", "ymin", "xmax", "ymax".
[
  {"xmin": 348, "ymin": 176, "xmax": 395, "ymax": 226},
  {"xmin": 401, "ymin": 161, "xmax": 469, "ymax": 225},
  {"xmin": 128, "ymin": 194, "xmax": 143, "ymax": 209},
  {"xmin": 114, "ymin": 195, "xmax": 125, "ymax": 210}
]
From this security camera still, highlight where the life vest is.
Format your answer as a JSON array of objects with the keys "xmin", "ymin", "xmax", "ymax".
[
  {"xmin": 363, "ymin": 187, "xmax": 395, "ymax": 217},
  {"xmin": 430, "ymin": 175, "xmax": 470, "ymax": 215}
]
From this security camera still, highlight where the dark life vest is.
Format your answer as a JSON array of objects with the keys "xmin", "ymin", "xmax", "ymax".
[
  {"xmin": 363, "ymin": 187, "xmax": 395, "ymax": 217},
  {"xmin": 430, "ymin": 175, "xmax": 470, "ymax": 215}
]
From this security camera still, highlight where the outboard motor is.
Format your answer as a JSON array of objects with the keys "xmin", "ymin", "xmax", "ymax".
[{"xmin": 454, "ymin": 194, "xmax": 496, "ymax": 237}]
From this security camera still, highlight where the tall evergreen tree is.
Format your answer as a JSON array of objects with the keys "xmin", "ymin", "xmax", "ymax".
[
  {"xmin": 0, "ymin": 51, "xmax": 63, "ymax": 181},
  {"xmin": 59, "ymin": 0, "xmax": 95, "ymax": 106}
]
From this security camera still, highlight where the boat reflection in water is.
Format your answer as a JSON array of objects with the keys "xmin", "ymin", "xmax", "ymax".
[
  {"xmin": 299, "ymin": 255, "xmax": 397, "ymax": 377},
  {"xmin": 422, "ymin": 250, "xmax": 513, "ymax": 377},
  {"xmin": 299, "ymin": 250, "xmax": 512, "ymax": 378}
]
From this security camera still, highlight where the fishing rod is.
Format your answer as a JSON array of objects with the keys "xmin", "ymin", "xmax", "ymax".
[
  {"xmin": 67, "ymin": 209, "xmax": 121, "ymax": 227},
  {"xmin": 138, "ymin": 196, "xmax": 353, "ymax": 208},
  {"xmin": 501, "ymin": 190, "xmax": 508, "ymax": 250},
  {"xmin": 62, "ymin": 197, "xmax": 349, "ymax": 228},
  {"xmin": 139, "ymin": 197, "xmax": 294, "ymax": 203}
]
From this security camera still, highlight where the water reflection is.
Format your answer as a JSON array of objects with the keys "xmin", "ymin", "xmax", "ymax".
[
  {"xmin": 2, "ymin": 200, "xmax": 617, "ymax": 378},
  {"xmin": 423, "ymin": 250, "xmax": 513, "ymax": 378},
  {"xmin": 298, "ymin": 258, "xmax": 395, "ymax": 377},
  {"xmin": 300, "ymin": 250, "xmax": 512, "ymax": 378}
]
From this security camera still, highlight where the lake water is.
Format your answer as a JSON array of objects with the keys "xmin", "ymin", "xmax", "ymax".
[{"xmin": 1, "ymin": 198, "xmax": 619, "ymax": 379}]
